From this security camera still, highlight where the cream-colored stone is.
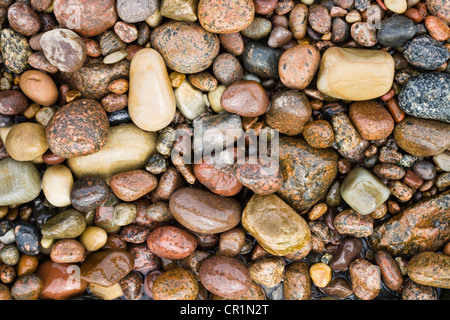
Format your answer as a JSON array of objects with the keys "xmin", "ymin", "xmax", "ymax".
[
  {"xmin": 433, "ymin": 151, "xmax": 450, "ymax": 172},
  {"xmin": 0, "ymin": 127, "xmax": 11, "ymax": 144},
  {"xmin": 67, "ymin": 123, "xmax": 157, "ymax": 179},
  {"xmin": 128, "ymin": 48, "xmax": 176, "ymax": 132},
  {"xmin": 89, "ymin": 283, "xmax": 124, "ymax": 300},
  {"xmin": 175, "ymin": 79, "xmax": 206, "ymax": 120},
  {"xmin": 160, "ymin": 0, "xmax": 198, "ymax": 22},
  {"xmin": 42, "ymin": 165, "xmax": 73, "ymax": 207},
  {"xmin": 145, "ymin": 8, "xmax": 163, "ymax": 28},
  {"xmin": 316, "ymin": 47, "xmax": 395, "ymax": 101},
  {"xmin": 5, "ymin": 123, "xmax": 48, "ymax": 161},
  {"xmin": 242, "ymin": 194, "xmax": 311, "ymax": 256},
  {"xmin": 35, "ymin": 106, "xmax": 56, "ymax": 126},
  {"xmin": 80, "ymin": 226, "xmax": 108, "ymax": 252},
  {"xmin": 384, "ymin": 0, "xmax": 407, "ymax": 13},
  {"xmin": 208, "ymin": 85, "xmax": 226, "ymax": 113}
]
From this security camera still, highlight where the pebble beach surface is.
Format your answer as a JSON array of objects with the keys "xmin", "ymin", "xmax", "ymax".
[{"xmin": 0, "ymin": 0, "xmax": 449, "ymax": 302}]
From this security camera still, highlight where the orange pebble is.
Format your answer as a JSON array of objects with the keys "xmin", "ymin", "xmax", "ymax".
[
  {"xmin": 424, "ymin": 16, "xmax": 450, "ymax": 41},
  {"xmin": 380, "ymin": 88, "xmax": 395, "ymax": 102},
  {"xmin": 403, "ymin": 8, "xmax": 422, "ymax": 23},
  {"xmin": 17, "ymin": 255, "xmax": 39, "ymax": 277},
  {"xmin": 108, "ymin": 79, "xmax": 129, "ymax": 94},
  {"xmin": 386, "ymin": 98, "xmax": 405, "ymax": 123},
  {"xmin": 84, "ymin": 38, "xmax": 101, "ymax": 58}
]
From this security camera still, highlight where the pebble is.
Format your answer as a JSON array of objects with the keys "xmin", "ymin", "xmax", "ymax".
[
  {"xmin": 403, "ymin": 36, "xmax": 449, "ymax": 70},
  {"xmin": 398, "ymin": 73, "xmax": 450, "ymax": 123},
  {"xmin": 110, "ymin": 170, "xmax": 157, "ymax": 202},
  {"xmin": 213, "ymin": 53, "xmax": 243, "ymax": 86},
  {"xmin": 120, "ymin": 224, "xmax": 150, "ymax": 244},
  {"xmin": 320, "ymin": 278, "xmax": 353, "ymax": 299},
  {"xmin": 50, "ymin": 239, "xmax": 85, "ymax": 263},
  {"xmin": 241, "ymin": 17, "xmax": 272, "ymax": 40},
  {"xmin": 289, "ymin": 4, "xmax": 308, "ymax": 39},
  {"xmin": 373, "ymin": 163, "xmax": 405, "ymax": 180},
  {"xmin": 128, "ymin": 48, "xmax": 176, "ymax": 132},
  {"xmin": 426, "ymin": 0, "xmax": 450, "ymax": 25},
  {"xmin": 255, "ymin": 0, "xmax": 278, "ymax": 14},
  {"xmin": 278, "ymin": 44, "xmax": 320, "ymax": 90},
  {"xmin": 350, "ymin": 22, "xmax": 377, "ymax": 47},
  {"xmin": 218, "ymin": 228, "xmax": 246, "ymax": 257},
  {"xmin": 0, "ymin": 28, "xmax": 33, "ymax": 74},
  {"xmin": 378, "ymin": 16, "xmax": 416, "ymax": 47},
  {"xmin": 169, "ymin": 188, "xmax": 241, "ymax": 234},
  {"xmin": 424, "ymin": 15, "xmax": 450, "ymax": 42},
  {"xmin": 153, "ymin": 268, "xmax": 198, "ymax": 300},
  {"xmin": 389, "ymin": 180, "xmax": 413, "ymax": 201},
  {"xmin": 309, "ymin": 263, "xmax": 332, "ymax": 288},
  {"xmin": 369, "ymin": 191, "xmax": 450, "ymax": 256},
  {"xmin": 242, "ymin": 42, "xmax": 282, "ymax": 79},
  {"xmin": 119, "ymin": 271, "xmax": 143, "ymax": 300},
  {"xmin": 114, "ymin": 22, "xmax": 138, "ymax": 44},
  {"xmin": 402, "ymin": 280, "xmax": 438, "ymax": 300},
  {"xmin": 0, "ymin": 90, "xmax": 27, "ymax": 116},
  {"xmin": 14, "ymin": 221, "xmax": 40, "ymax": 256},
  {"xmin": 151, "ymin": 21, "xmax": 220, "ymax": 74},
  {"xmin": 0, "ymin": 245, "xmax": 19, "ymax": 265},
  {"xmin": 67, "ymin": 123, "xmax": 157, "ymax": 179},
  {"xmin": 302, "ymin": 120, "xmax": 335, "ymax": 149},
  {"xmin": 198, "ymin": 0, "xmax": 255, "ymax": 33},
  {"xmin": 221, "ymin": 80, "xmax": 269, "ymax": 117},
  {"xmin": 174, "ymin": 80, "xmax": 206, "ymax": 120},
  {"xmin": 334, "ymin": 208, "xmax": 374, "ymax": 237},
  {"xmin": 70, "ymin": 176, "xmax": 110, "ymax": 212},
  {"xmin": 434, "ymin": 151, "xmax": 450, "ymax": 172},
  {"xmin": 384, "ymin": 0, "xmax": 407, "ymax": 13},
  {"xmin": 248, "ymin": 257, "xmax": 285, "ymax": 287},
  {"xmin": 40, "ymin": 29, "xmax": 87, "ymax": 73},
  {"xmin": 100, "ymin": 31, "xmax": 126, "ymax": 57},
  {"xmin": 101, "ymin": 94, "xmax": 128, "ymax": 112},
  {"xmin": 394, "ymin": 116, "xmax": 450, "ymax": 157},
  {"xmin": 349, "ymin": 100, "xmax": 394, "ymax": 140},
  {"xmin": 46, "ymin": 99, "xmax": 109, "ymax": 158},
  {"xmin": 19, "ymin": 70, "xmax": 58, "ymax": 107},
  {"xmin": 234, "ymin": 158, "xmax": 283, "ymax": 195},
  {"xmin": 194, "ymin": 162, "xmax": 243, "ymax": 197},
  {"xmin": 7, "ymin": 2, "xmax": 41, "ymax": 37},
  {"xmin": 407, "ymin": 252, "xmax": 450, "ymax": 288},
  {"xmin": 147, "ymin": 226, "xmax": 197, "ymax": 260},
  {"xmin": 265, "ymin": 90, "xmax": 312, "ymax": 136},
  {"xmin": 329, "ymin": 237, "xmax": 363, "ymax": 271},
  {"xmin": 317, "ymin": 47, "xmax": 395, "ymax": 101},
  {"xmin": 5, "ymin": 123, "xmax": 48, "ymax": 162},
  {"xmin": 54, "ymin": 0, "xmax": 118, "ymax": 37},
  {"xmin": 10, "ymin": 274, "xmax": 43, "ymax": 300},
  {"xmin": 41, "ymin": 209, "xmax": 86, "ymax": 240},
  {"xmin": 116, "ymin": 0, "xmax": 157, "ymax": 23},
  {"xmin": 349, "ymin": 259, "xmax": 381, "ymax": 300},
  {"xmin": 309, "ymin": 5, "xmax": 331, "ymax": 34},
  {"xmin": 242, "ymin": 194, "xmax": 311, "ymax": 256},
  {"xmin": 151, "ymin": 167, "xmax": 184, "ymax": 202},
  {"xmin": 283, "ymin": 261, "xmax": 312, "ymax": 300},
  {"xmin": 374, "ymin": 250, "xmax": 404, "ymax": 291},
  {"xmin": 36, "ymin": 260, "xmax": 88, "ymax": 300},
  {"xmin": 17, "ymin": 255, "xmax": 39, "ymax": 277},
  {"xmin": 188, "ymin": 72, "xmax": 218, "ymax": 92},
  {"xmin": 112, "ymin": 203, "xmax": 137, "ymax": 226},
  {"xmin": 331, "ymin": 17, "xmax": 350, "ymax": 43},
  {"xmin": 268, "ymin": 26, "xmax": 293, "ymax": 48},
  {"xmin": 277, "ymin": 135, "xmax": 338, "ymax": 212},
  {"xmin": 80, "ymin": 226, "xmax": 107, "ymax": 252},
  {"xmin": 81, "ymin": 249, "xmax": 134, "ymax": 287},
  {"xmin": 332, "ymin": 113, "xmax": 361, "ymax": 152},
  {"xmin": 0, "ymin": 158, "xmax": 41, "ymax": 206},
  {"xmin": 199, "ymin": 255, "xmax": 251, "ymax": 299}
]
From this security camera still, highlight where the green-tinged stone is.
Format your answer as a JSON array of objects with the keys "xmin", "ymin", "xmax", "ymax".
[
  {"xmin": 41, "ymin": 209, "xmax": 87, "ymax": 239},
  {"xmin": 407, "ymin": 252, "xmax": 450, "ymax": 289}
]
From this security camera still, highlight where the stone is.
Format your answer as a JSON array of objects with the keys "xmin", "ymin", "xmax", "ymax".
[
  {"xmin": 10, "ymin": 274, "xmax": 43, "ymax": 300},
  {"xmin": 219, "ymin": 33, "xmax": 244, "ymax": 56},
  {"xmin": 13, "ymin": 222, "xmax": 40, "ymax": 256},
  {"xmin": 153, "ymin": 268, "xmax": 198, "ymax": 300},
  {"xmin": 242, "ymin": 194, "xmax": 311, "ymax": 256},
  {"xmin": 310, "ymin": 263, "xmax": 332, "ymax": 288},
  {"xmin": 218, "ymin": 229, "xmax": 246, "ymax": 257},
  {"xmin": 320, "ymin": 278, "xmax": 353, "ymax": 299},
  {"xmin": 40, "ymin": 29, "xmax": 86, "ymax": 73},
  {"xmin": 433, "ymin": 151, "xmax": 450, "ymax": 172},
  {"xmin": 220, "ymin": 81, "xmax": 269, "ymax": 117},
  {"xmin": 334, "ymin": 208, "xmax": 374, "ymax": 237},
  {"xmin": 340, "ymin": 167, "xmax": 390, "ymax": 215},
  {"xmin": 265, "ymin": 90, "xmax": 311, "ymax": 136},
  {"xmin": 110, "ymin": 170, "xmax": 157, "ymax": 202},
  {"xmin": 0, "ymin": 28, "xmax": 32, "ymax": 74},
  {"xmin": 199, "ymin": 255, "xmax": 251, "ymax": 298},
  {"xmin": 112, "ymin": 203, "xmax": 137, "ymax": 226},
  {"xmin": 194, "ymin": 162, "xmax": 243, "ymax": 197},
  {"xmin": 0, "ymin": 158, "xmax": 41, "ymax": 206},
  {"xmin": 100, "ymin": 30, "xmax": 126, "ymax": 57},
  {"xmin": 398, "ymin": 73, "xmax": 450, "ymax": 123},
  {"xmin": 316, "ymin": 47, "xmax": 395, "ymax": 101},
  {"xmin": 289, "ymin": 4, "xmax": 308, "ymax": 39},
  {"xmin": 243, "ymin": 42, "xmax": 282, "ymax": 79},
  {"xmin": 50, "ymin": 239, "xmax": 85, "ymax": 263},
  {"xmin": 119, "ymin": 271, "xmax": 143, "ymax": 300},
  {"xmin": 374, "ymin": 250, "xmax": 404, "ymax": 291},
  {"xmin": 332, "ymin": 17, "xmax": 350, "ymax": 43},
  {"xmin": 169, "ymin": 187, "xmax": 242, "ymax": 234},
  {"xmin": 377, "ymin": 15, "xmax": 416, "ymax": 47},
  {"xmin": 393, "ymin": 116, "xmax": 450, "ymax": 157},
  {"xmin": 89, "ymin": 283, "xmax": 124, "ymax": 300},
  {"xmin": 384, "ymin": 0, "xmax": 407, "ymax": 13},
  {"xmin": 0, "ymin": 90, "xmax": 27, "ymax": 116},
  {"xmin": 234, "ymin": 158, "xmax": 283, "ymax": 195},
  {"xmin": 241, "ymin": 17, "xmax": 272, "ymax": 40},
  {"xmin": 308, "ymin": 5, "xmax": 331, "ymax": 34},
  {"xmin": 18, "ymin": 70, "xmax": 58, "ymax": 107},
  {"xmin": 277, "ymin": 136, "xmax": 338, "ymax": 212},
  {"xmin": 283, "ymin": 261, "xmax": 312, "ymax": 300},
  {"xmin": 114, "ymin": 22, "xmax": 138, "ymax": 43},
  {"xmin": 329, "ymin": 238, "xmax": 363, "ymax": 272},
  {"xmin": 426, "ymin": 0, "xmax": 450, "ymax": 25},
  {"xmin": 41, "ymin": 209, "xmax": 86, "ymax": 239},
  {"xmin": 332, "ymin": 113, "xmax": 361, "ymax": 152},
  {"xmin": 160, "ymin": 0, "xmax": 198, "ymax": 22},
  {"xmin": 151, "ymin": 21, "xmax": 220, "ymax": 74},
  {"xmin": 198, "ymin": 0, "xmax": 255, "ymax": 33},
  {"xmin": 302, "ymin": 120, "xmax": 335, "ymax": 149},
  {"xmin": 70, "ymin": 176, "xmax": 110, "ymax": 212},
  {"xmin": 79, "ymin": 226, "xmax": 107, "ymax": 252},
  {"xmin": 174, "ymin": 80, "xmax": 206, "ymax": 120},
  {"xmin": 248, "ymin": 257, "xmax": 284, "ymax": 287},
  {"xmin": 67, "ymin": 124, "xmax": 157, "ymax": 179},
  {"xmin": 46, "ymin": 99, "xmax": 109, "ymax": 158},
  {"xmin": 42, "ymin": 165, "xmax": 73, "ymax": 208},
  {"xmin": 402, "ymin": 280, "xmax": 438, "ymax": 300},
  {"xmin": 425, "ymin": 15, "xmax": 450, "ymax": 44},
  {"xmin": 188, "ymin": 72, "xmax": 218, "ymax": 91},
  {"xmin": 8, "ymin": 3, "xmax": 40, "ymax": 37},
  {"xmin": 350, "ymin": 22, "xmax": 377, "ymax": 47},
  {"xmin": 370, "ymin": 191, "xmax": 450, "ymax": 256},
  {"xmin": 403, "ymin": 35, "xmax": 449, "ymax": 70},
  {"xmin": 349, "ymin": 259, "xmax": 381, "ymax": 300},
  {"xmin": 5, "ymin": 123, "xmax": 48, "ymax": 162},
  {"xmin": 116, "ymin": 0, "xmax": 157, "ymax": 23},
  {"xmin": 80, "ymin": 249, "xmax": 134, "ymax": 286},
  {"xmin": 407, "ymin": 252, "xmax": 450, "ymax": 289},
  {"xmin": 54, "ymin": 0, "xmax": 118, "ymax": 37},
  {"xmin": 349, "ymin": 100, "xmax": 394, "ymax": 140},
  {"xmin": 278, "ymin": 44, "xmax": 321, "ymax": 90},
  {"xmin": 147, "ymin": 226, "xmax": 197, "ymax": 260},
  {"xmin": 213, "ymin": 53, "xmax": 243, "ymax": 86},
  {"xmin": 128, "ymin": 48, "xmax": 176, "ymax": 132}
]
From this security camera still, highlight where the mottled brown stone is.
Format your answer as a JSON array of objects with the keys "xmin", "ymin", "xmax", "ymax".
[
  {"xmin": 374, "ymin": 250, "xmax": 403, "ymax": 291},
  {"xmin": 152, "ymin": 268, "xmax": 198, "ymax": 300},
  {"xmin": 193, "ymin": 162, "xmax": 243, "ymax": 197},
  {"xmin": 283, "ymin": 261, "xmax": 312, "ymax": 300},
  {"xmin": 407, "ymin": 251, "xmax": 450, "ymax": 289},
  {"xmin": 221, "ymin": 80, "xmax": 270, "ymax": 117},
  {"xmin": 50, "ymin": 239, "xmax": 85, "ymax": 264},
  {"xmin": 349, "ymin": 258, "xmax": 381, "ymax": 300},
  {"xmin": 147, "ymin": 226, "xmax": 197, "ymax": 260},
  {"xmin": 302, "ymin": 120, "xmax": 335, "ymax": 149},
  {"xmin": 110, "ymin": 170, "xmax": 157, "ymax": 202},
  {"xmin": 349, "ymin": 100, "xmax": 394, "ymax": 140}
]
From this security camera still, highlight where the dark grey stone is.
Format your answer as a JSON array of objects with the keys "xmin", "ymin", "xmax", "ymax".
[
  {"xmin": 403, "ymin": 36, "xmax": 449, "ymax": 70},
  {"xmin": 242, "ymin": 41, "xmax": 282, "ymax": 79},
  {"xmin": 398, "ymin": 72, "xmax": 450, "ymax": 123},
  {"xmin": 377, "ymin": 16, "xmax": 416, "ymax": 48}
]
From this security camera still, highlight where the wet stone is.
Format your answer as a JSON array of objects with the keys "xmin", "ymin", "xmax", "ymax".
[
  {"xmin": 14, "ymin": 221, "xmax": 40, "ymax": 256},
  {"xmin": 70, "ymin": 176, "xmax": 111, "ymax": 212},
  {"xmin": 334, "ymin": 209, "xmax": 374, "ymax": 237}
]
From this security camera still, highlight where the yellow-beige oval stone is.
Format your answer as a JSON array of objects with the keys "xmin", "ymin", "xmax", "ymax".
[
  {"xmin": 67, "ymin": 123, "xmax": 157, "ymax": 179},
  {"xmin": 242, "ymin": 194, "xmax": 311, "ymax": 256},
  {"xmin": 5, "ymin": 123, "xmax": 48, "ymax": 162},
  {"xmin": 42, "ymin": 164, "xmax": 73, "ymax": 207},
  {"xmin": 316, "ymin": 47, "xmax": 395, "ymax": 101},
  {"xmin": 128, "ymin": 48, "xmax": 176, "ymax": 132}
]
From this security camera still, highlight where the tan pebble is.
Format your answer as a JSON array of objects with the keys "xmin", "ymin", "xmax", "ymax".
[
  {"xmin": 42, "ymin": 165, "xmax": 73, "ymax": 208},
  {"xmin": 310, "ymin": 263, "xmax": 332, "ymax": 288},
  {"xmin": 80, "ymin": 226, "xmax": 108, "ymax": 252}
]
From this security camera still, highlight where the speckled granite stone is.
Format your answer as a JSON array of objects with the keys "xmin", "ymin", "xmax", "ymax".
[
  {"xmin": 399, "ymin": 72, "xmax": 450, "ymax": 123},
  {"xmin": 403, "ymin": 36, "xmax": 449, "ymax": 70},
  {"xmin": 0, "ymin": 28, "xmax": 32, "ymax": 74}
]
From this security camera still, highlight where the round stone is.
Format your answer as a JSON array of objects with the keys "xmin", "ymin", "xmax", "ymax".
[
  {"xmin": 220, "ymin": 80, "xmax": 270, "ymax": 117},
  {"xmin": 18, "ymin": 70, "xmax": 58, "ymax": 107},
  {"xmin": 377, "ymin": 15, "xmax": 416, "ymax": 47},
  {"xmin": 5, "ymin": 123, "xmax": 48, "ymax": 162},
  {"xmin": 0, "ymin": 90, "xmax": 28, "ymax": 116},
  {"xmin": 302, "ymin": 120, "xmax": 335, "ymax": 149},
  {"xmin": 116, "ymin": 0, "xmax": 157, "ymax": 23},
  {"xmin": 152, "ymin": 268, "xmax": 198, "ymax": 300},
  {"xmin": 403, "ymin": 35, "xmax": 449, "ymax": 70},
  {"xmin": 349, "ymin": 100, "xmax": 394, "ymax": 140}
]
